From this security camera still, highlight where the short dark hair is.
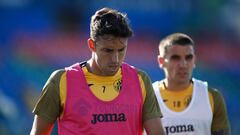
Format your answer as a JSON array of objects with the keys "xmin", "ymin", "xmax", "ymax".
[
  {"xmin": 90, "ymin": 7, "xmax": 133, "ymax": 41},
  {"xmin": 159, "ymin": 33, "xmax": 195, "ymax": 57}
]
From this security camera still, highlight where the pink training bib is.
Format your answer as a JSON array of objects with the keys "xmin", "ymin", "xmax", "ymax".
[{"xmin": 58, "ymin": 62, "xmax": 143, "ymax": 135}]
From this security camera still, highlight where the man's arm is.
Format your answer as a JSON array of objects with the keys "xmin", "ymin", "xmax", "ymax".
[
  {"xmin": 30, "ymin": 115, "xmax": 54, "ymax": 135},
  {"xmin": 137, "ymin": 70, "xmax": 165, "ymax": 134},
  {"xmin": 210, "ymin": 88, "xmax": 231, "ymax": 135},
  {"xmin": 30, "ymin": 70, "xmax": 64, "ymax": 135},
  {"xmin": 212, "ymin": 129, "xmax": 231, "ymax": 135},
  {"xmin": 144, "ymin": 117, "xmax": 165, "ymax": 135}
]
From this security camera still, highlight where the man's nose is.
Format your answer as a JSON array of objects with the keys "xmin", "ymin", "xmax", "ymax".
[
  {"xmin": 112, "ymin": 52, "xmax": 119, "ymax": 63},
  {"xmin": 179, "ymin": 59, "xmax": 187, "ymax": 67}
]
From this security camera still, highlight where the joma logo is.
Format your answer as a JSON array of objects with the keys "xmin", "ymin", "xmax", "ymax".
[
  {"xmin": 91, "ymin": 113, "xmax": 127, "ymax": 124},
  {"xmin": 165, "ymin": 124, "xmax": 194, "ymax": 135}
]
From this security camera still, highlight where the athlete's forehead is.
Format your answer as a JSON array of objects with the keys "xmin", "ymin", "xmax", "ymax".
[
  {"xmin": 95, "ymin": 35, "xmax": 128, "ymax": 47},
  {"xmin": 165, "ymin": 44, "xmax": 194, "ymax": 57}
]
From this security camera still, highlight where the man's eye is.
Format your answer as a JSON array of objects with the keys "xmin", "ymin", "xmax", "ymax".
[
  {"xmin": 185, "ymin": 55, "xmax": 193, "ymax": 61},
  {"xmin": 170, "ymin": 55, "xmax": 181, "ymax": 61},
  {"xmin": 103, "ymin": 48, "xmax": 113, "ymax": 53},
  {"xmin": 118, "ymin": 48, "xmax": 125, "ymax": 52}
]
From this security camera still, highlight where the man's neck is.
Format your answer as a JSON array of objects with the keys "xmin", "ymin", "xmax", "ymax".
[
  {"xmin": 163, "ymin": 79, "xmax": 192, "ymax": 91},
  {"xmin": 86, "ymin": 59, "xmax": 98, "ymax": 74}
]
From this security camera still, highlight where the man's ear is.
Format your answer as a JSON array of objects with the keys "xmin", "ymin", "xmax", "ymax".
[
  {"xmin": 88, "ymin": 38, "xmax": 96, "ymax": 52},
  {"xmin": 158, "ymin": 55, "xmax": 164, "ymax": 68}
]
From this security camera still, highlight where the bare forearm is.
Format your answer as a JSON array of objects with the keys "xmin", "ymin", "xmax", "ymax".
[
  {"xmin": 212, "ymin": 129, "xmax": 231, "ymax": 135},
  {"xmin": 30, "ymin": 115, "xmax": 54, "ymax": 135},
  {"xmin": 144, "ymin": 118, "xmax": 165, "ymax": 135}
]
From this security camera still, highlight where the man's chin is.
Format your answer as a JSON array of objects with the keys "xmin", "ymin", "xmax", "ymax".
[
  {"xmin": 104, "ymin": 69, "xmax": 118, "ymax": 76},
  {"xmin": 178, "ymin": 78, "xmax": 191, "ymax": 84}
]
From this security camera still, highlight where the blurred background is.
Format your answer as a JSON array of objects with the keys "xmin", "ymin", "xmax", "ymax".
[{"xmin": 0, "ymin": 0, "xmax": 239, "ymax": 134}]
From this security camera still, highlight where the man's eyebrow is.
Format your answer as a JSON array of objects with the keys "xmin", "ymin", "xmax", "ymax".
[
  {"xmin": 170, "ymin": 54, "xmax": 181, "ymax": 58},
  {"xmin": 118, "ymin": 46, "xmax": 126, "ymax": 51},
  {"xmin": 118, "ymin": 39, "xmax": 127, "ymax": 45}
]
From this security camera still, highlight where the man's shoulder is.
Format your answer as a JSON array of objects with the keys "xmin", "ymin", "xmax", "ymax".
[
  {"xmin": 50, "ymin": 62, "xmax": 89, "ymax": 83},
  {"xmin": 192, "ymin": 78, "xmax": 223, "ymax": 97},
  {"xmin": 208, "ymin": 87, "xmax": 223, "ymax": 101},
  {"xmin": 122, "ymin": 63, "xmax": 149, "ymax": 78},
  {"xmin": 208, "ymin": 87, "xmax": 220, "ymax": 93},
  {"xmin": 48, "ymin": 69, "xmax": 66, "ymax": 84},
  {"xmin": 135, "ymin": 68, "xmax": 150, "ymax": 79},
  {"xmin": 50, "ymin": 69, "xmax": 65, "ymax": 78}
]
